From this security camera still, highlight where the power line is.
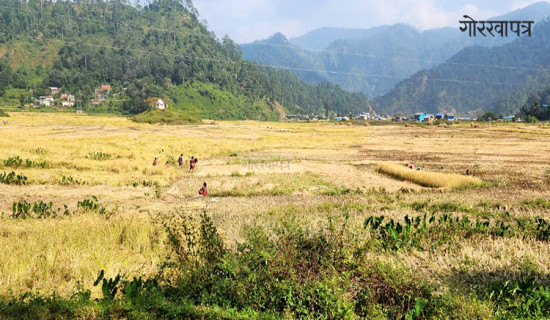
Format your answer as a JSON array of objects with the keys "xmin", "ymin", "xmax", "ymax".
[
  {"xmin": 0, "ymin": 29, "xmax": 537, "ymax": 88},
  {"xmin": 0, "ymin": 6, "xmax": 542, "ymax": 87},
  {"xmin": 244, "ymin": 41, "xmax": 550, "ymax": 73}
]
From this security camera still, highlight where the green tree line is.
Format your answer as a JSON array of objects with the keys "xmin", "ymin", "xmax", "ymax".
[{"xmin": 0, "ymin": 0, "xmax": 369, "ymax": 118}]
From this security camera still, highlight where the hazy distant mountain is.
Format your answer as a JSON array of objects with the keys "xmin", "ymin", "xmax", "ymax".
[
  {"xmin": 241, "ymin": 33, "xmax": 328, "ymax": 85},
  {"xmin": 241, "ymin": 2, "xmax": 550, "ymax": 98},
  {"xmin": 372, "ymin": 18, "xmax": 550, "ymax": 116},
  {"xmin": 288, "ymin": 25, "xmax": 396, "ymax": 51}
]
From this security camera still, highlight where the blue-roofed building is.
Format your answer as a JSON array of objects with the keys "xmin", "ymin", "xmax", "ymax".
[
  {"xmin": 503, "ymin": 116, "xmax": 514, "ymax": 121},
  {"xmin": 414, "ymin": 113, "xmax": 425, "ymax": 122},
  {"xmin": 446, "ymin": 115, "xmax": 456, "ymax": 121},
  {"xmin": 436, "ymin": 113, "xmax": 444, "ymax": 120}
]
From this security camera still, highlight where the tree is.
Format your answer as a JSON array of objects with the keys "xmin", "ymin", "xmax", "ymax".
[{"xmin": 480, "ymin": 111, "xmax": 498, "ymax": 121}]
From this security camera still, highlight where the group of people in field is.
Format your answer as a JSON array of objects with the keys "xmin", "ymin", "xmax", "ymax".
[
  {"xmin": 152, "ymin": 154, "xmax": 207, "ymax": 197},
  {"xmin": 153, "ymin": 154, "xmax": 198, "ymax": 172}
]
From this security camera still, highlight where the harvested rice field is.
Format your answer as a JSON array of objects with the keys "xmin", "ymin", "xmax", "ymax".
[{"xmin": 1, "ymin": 113, "xmax": 549, "ymax": 319}]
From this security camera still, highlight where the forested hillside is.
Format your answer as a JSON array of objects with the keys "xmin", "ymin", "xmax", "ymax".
[
  {"xmin": 373, "ymin": 19, "xmax": 550, "ymax": 116},
  {"xmin": 0, "ymin": 0, "xmax": 369, "ymax": 119},
  {"xmin": 241, "ymin": 2, "xmax": 550, "ymax": 98}
]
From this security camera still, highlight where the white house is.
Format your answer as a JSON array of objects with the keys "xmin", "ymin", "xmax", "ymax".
[
  {"xmin": 155, "ymin": 99, "xmax": 166, "ymax": 110},
  {"xmin": 62, "ymin": 100, "xmax": 74, "ymax": 107},
  {"xmin": 39, "ymin": 96, "xmax": 54, "ymax": 106}
]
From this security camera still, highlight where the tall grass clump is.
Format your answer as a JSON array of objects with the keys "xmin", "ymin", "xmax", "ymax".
[{"xmin": 377, "ymin": 162, "xmax": 482, "ymax": 188}]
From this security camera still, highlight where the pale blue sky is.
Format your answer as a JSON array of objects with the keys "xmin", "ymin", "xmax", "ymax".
[{"xmin": 193, "ymin": 0, "xmax": 548, "ymax": 43}]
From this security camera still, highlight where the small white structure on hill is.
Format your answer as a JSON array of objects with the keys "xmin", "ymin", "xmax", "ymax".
[{"xmin": 155, "ymin": 99, "xmax": 166, "ymax": 110}]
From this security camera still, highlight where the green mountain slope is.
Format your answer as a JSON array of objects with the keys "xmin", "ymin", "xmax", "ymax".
[
  {"xmin": 0, "ymin": 0, "xmax": 369, "ymax": 118},
  {"xmin": 372, "ymin": 19, "xmax": 550, "ymax": 116}
]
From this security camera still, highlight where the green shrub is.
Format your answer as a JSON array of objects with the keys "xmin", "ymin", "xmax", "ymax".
[
  {"xmin": 3, "ymin": 156, "xmax": 47, "ymax": 168},
  {"xmin": 77, "ymin": 196, "xmax": 106, "ymax": 214},
  {"xmin": 0, "ymin": 171, "xmax": 27, "ymax": 185},
  {"xmin": 11, "ymin": 199, "xmax": 70, "ymax": 219},
  {"xmin": 61, "ymin": 176, "xmax": 86, "ymax": 185},
  {"xmin": 86, "ymin": 152, "xmax": 112, "ymax": 160}
]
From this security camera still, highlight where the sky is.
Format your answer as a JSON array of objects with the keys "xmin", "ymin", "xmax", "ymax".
[{"xmin": 193, "ymin": 0, "xmax": 548, "ymax": 43}]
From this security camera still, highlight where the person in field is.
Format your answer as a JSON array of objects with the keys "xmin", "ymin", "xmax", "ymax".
[
  {"xmin": 178, "ymin": 154, "xmax": 183, "ymax": 167},
  {"xmin": 198, "ymin": 182, "xmax": 208, "ymax": 196},
  {"xmin": 153, "ymin": 156, "xmax": 158, "ymax": 166},
  {"xmin": 189, "ymin": 156, "xmax": 198, "ymax": 171},
  {"xmin": 165, "ymin": 161, "xmax": 170, "ymax": 168}
]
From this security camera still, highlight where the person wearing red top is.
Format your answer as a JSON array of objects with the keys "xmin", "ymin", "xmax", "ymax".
[
  {"xmin": 189, "ymin": 156, "xmax": 195, "ymax": 171},
  {"xmin": 198, "ymin": 182, "xmax": 208, "ymax": 196}
]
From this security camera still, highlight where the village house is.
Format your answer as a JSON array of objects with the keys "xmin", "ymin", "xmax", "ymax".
[
  {"xmin": 39, "ymin": 96, "xmax": 54, "ymax": 107},
  {"xmin": 155, "ymin": 98, "xmax": 166, "ymax": 110},
  {"xmin": 62, "ymin": 100, "xmax": 74, "ymax": 107},
  {"xmin": 101, "ymin": 84, "xmax": 111, "ymax": 94},
  {"xmin": 67, "ymin": 94, "xmax": 75, "ymax": 102},
  {"xmin": 59, "ymin": 93, "xmax": 68, "ymax": 100},
  {"xmin": 50, "ymin": 87, "xmax": 58, "ymax": 95}
]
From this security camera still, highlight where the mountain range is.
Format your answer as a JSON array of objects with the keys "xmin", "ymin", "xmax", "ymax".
[
  {"xmin": 373, "ymin": 17, "xmax": 550, "ymax": 116},
  {"xmin": 241, "ymin": 1, "xmax": 550, "ymax": 108}
]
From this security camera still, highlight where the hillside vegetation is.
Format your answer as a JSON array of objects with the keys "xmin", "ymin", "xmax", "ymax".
[
  {"xmin": 0, "ymin": 0, "xmax": 369, "ymax": 118},
  {"xmin": 373, "ymin": 19, "xmax": 550, "ymax": 116}
]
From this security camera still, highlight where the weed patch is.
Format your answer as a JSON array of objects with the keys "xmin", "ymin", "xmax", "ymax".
[
  {"xmin": 0, "ymin": 171, "xmax": 28, "ymax": 185},
  {"xmin": 3, "ymin": 156, "xmax": 47, "ymax": 168},
  {"xmin": 86, "ymin": 152, "xmax": 112, "ymax": 161}
]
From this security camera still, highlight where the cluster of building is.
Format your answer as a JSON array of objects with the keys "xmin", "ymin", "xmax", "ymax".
[
  {"xmin": 91, "ymin": 84, "xmax": 112, "ymax": 105},
  {"xmin": 413, "ymin": 113, "xmax": 456, "ymax": 122},
  {"xmin": 38, "ymin": 84, "xmax": 114, "ymax": 108},
  {"xmin": 39, "ymin": 87, "xmax": 75, "ymax": 107},
  {"xmin": 285, "ymin": 112, "xmax": 371, "ymax": 121}
]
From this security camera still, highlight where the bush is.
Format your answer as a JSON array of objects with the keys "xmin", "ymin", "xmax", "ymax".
[
  {"xmin": 0, "ymin": 171, "xmax": 27, "ymax": 185},
  {"xmin": 525, "ymin": 115, "xmax": 539, "ymax": 123},
  {"xmin": 86, "ymin": 152, "xmax": 112, "ymax": 160},
  {"xmin": 3, "ymin": 156, "xmax": 47, "ymax": 168}
]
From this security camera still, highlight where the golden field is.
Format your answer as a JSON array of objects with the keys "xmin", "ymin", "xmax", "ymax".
[{"xmin": 0, "ymin": 112, "xmax": 549, "ymax": 303}]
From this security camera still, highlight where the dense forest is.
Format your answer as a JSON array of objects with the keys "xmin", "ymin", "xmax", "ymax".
[
  {"xmin": 372, "ymin": 18, "xmax": 550, "ymax": 116},
  {"xmin": 0, "ymin": 0, "xmax": 369, "ymax": 119},
  {"xmin": 519, "ymin": 85, "xmax": 550, "ymax": 120}
]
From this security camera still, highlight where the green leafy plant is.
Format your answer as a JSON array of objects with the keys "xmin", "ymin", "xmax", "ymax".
[
  {"xmin": 86, "ymin": 152, "xmax": 112, "ymax": 160},
  {"xmin": 93, "ymin": 270, "xmax": 120, "ymax": 301},
  {"xmin": 61, "ymin": 176, "xmax": 86, "ymax": 185},
  {"xmin": 12, "ymin": 199, "xmax": 71, "ymax": 219},
  {"xmin": 0, "ymin": 171, "xmax": 28, "ymax": 185},
  {"xmin": 77, "ymin": 196, "xmax": 106, "ymax": 214},
  {"xmin": 3, "ymin": 156, "xmax": 47, "ymax": 168}
]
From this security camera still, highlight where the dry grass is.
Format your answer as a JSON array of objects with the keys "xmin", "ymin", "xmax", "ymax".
[
  {"xmin": 0, "ymin": 112, "xmax": 549, "ymax": 302},
  {"xmin": 376, "ymin": 162, "xmax": 482, "ymax": 188},
  {"xmin": 0, "ymin": 212, "xmax": 165, "ymax": 297}
]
